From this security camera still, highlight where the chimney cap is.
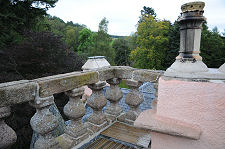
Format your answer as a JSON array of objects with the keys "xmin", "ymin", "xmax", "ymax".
[{"xmin": 181, "ymin": 1, "xmax": 205, "ymax": 13}]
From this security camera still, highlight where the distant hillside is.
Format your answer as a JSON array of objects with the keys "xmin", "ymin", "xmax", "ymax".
[{"xmin": 110, "ymin": 35, "xmax": 128, "ymax": 39}]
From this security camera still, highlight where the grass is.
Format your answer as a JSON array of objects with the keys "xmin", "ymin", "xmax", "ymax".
[{"xmin": 119, "ymin": 80, "xmax": 130, "ymax": 89}]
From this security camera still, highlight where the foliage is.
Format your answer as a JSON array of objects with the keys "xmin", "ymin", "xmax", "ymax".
[
  {"xmin": 0, "ymin": 0, "xmax": 58, "ymax": 48},
  {"xmin": 131, "ymin": 14, "xmax": 170, "ymax": 69},
  {"xmin": 164, "ymin": 21, "xmax": 180, "ymax": 68},
  {"xmin": 112, "ymin": 38, "xmax": 130, "ymax": 65},
  {"xmin": 35, "ymin": 15, "xmax": 86, "ymax": 52},
  {"xmin": 201, "ymin": 23, "xmax": 225, "ymax": 68},
  {"xmin": 119, "ymin": 80, "xmax": 130, "ymax": 89},
  {"xmin": 64, "ymin": 26, "xmax": 80, "ymax": 51},
  {"xmin": 88, "ymin": 17, "xmax": 115, "ymax": 65},
  {"xmin": 77, "ymin": 28, "xmax": 93, "ymax": 58},
  {"xmin": 0, "ymin": 31, "xmax": 84, "ymax": 82},
  {"xmin": 98, "ymin": 17, "xmax": 109, "ymax": 33}
]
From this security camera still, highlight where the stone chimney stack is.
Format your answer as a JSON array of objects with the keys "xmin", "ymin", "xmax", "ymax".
[{"xmin": 165, "ymin": 1, "xmax": 208, "ymax": 78}]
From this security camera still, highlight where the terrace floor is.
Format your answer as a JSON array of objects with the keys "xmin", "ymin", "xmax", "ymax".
[{"xmin": 83, "ymin": 122, "xmax": 151, "ymax": 149}]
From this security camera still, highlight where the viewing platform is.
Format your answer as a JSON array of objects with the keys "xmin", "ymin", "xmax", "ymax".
[{"xmin": 1, "ymin": 1, "xmax": 225, "ymax": 149}]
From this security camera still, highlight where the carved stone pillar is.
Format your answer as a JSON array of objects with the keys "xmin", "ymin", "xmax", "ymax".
[
  {"xmin": 86, "ymin": 81, "xmax": 108, "ymax": 133},
  {"xmin": 30, "ymin": 96, "xmax": 59, "ymax": 149},
  {"xmin": 57, "ymin": 87, "xmax": 88, "ymax": 148},
  {"xmin": 118, "ymin": 79, "xmax": 144, "ymax": 125},
  {"xmin": 0, "ymin": 107, "xmax": 17, "ymax": 149},
  {"xmin": 105, "ymin": 78, "xmax": 123, "ymax": 122}
]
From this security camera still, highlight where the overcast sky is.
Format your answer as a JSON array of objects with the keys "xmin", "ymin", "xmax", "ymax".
[{"xmin": 48, "ymin": 0, "xmax": 225, "ymax": 36}]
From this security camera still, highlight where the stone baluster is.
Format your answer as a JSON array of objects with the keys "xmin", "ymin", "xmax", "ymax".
[
  {"xmin": 118, "ymin": 79, "xmax": 144, "ymax": 125},
  {"xmin": 57, "ymin": 87, "xmax": 88, "ymax": 148},
  {"xmin": 86, "ymin": 81, "xmax": 108, "ymax": 133},
  {"xmin": 30, "ymin": 96, "xmax": 59, "ymax": 149},
  {"xmin": 152, "ymin": 82, "xmax": 158, "ymax": 111},
  {"xmin": 105, "ymin": 78, "xmax": 123, "ymax": 122},
  {"xmin": 0, "ymin": 106, "xmax": 17, "ymax": 149}
]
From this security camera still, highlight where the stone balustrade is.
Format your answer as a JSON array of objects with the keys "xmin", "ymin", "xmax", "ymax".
[{"xmin": 0, "ymin": 66, "xmax": 162, "ymax": 148}]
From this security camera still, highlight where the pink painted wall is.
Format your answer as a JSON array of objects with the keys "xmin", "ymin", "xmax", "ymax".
[{"xmin": 151, "ymin": 77, "xmax": 225, "ymax": 149}]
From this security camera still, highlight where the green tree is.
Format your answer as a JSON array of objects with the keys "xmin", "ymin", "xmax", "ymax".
[
  {"xmin": 130, "ymin": 14, "xmax": 170, "ymax": 69},
  {"xmin": 113, "ymin": 38, "xmax": 130, "ymax": 65},
  {"xmin": 0, "ymin": 0, "xmax": 58, "ymax": 48},
  {"xmin": 98, "ymin": 17, "xmax": 109, "ymax": 33},
  {"xmin": 64, "ymin": 26, "xmax": 80, "ymax": 51},
  {"xmin": 88, "ymin": 17, "xmax": 115, "ymax": 64},
  {"xmin": 77, "ymin": 28, "xmax": 93, "ymax": 57},
  {"xmin": 200, "ymin": 23, "xmax": 225, "ymax": 68},
  {"xmin": 138, "ymin": 6, "xmax": 156, "ymax": 24},
  {"xmin": 164, "ymin": 21, "xmax": 180, "ymax": 68}
]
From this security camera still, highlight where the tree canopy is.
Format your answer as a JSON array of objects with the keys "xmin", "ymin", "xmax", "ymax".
[
  {"xmin": 0, "ymin": 0, "xmax": 58, "ymax": 48},
  {"xmin": 131, "ymin": 8, "xmax": 170, "ymax": 69}
]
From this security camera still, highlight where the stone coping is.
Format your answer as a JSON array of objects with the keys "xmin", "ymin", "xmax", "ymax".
[
  {"xmin": 134, "ymin": 110, "xmax": 201, "ymax": 140},
  {"xmin": 1, "ymin": 65, "xmax": 224, "ymax": 107},
  {"xmin": 165, "ymin": 67, "xmax": 225, "ymax": 80},
  {"xmin": 0, "ymin": 66, "xmax": 162, "ymax": 107}
]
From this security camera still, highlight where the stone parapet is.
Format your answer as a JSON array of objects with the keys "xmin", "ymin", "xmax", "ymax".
[
  {"xmin": 134, "ymin": 110, "xmax": 201, "ymax": 140},
  {"xmin": 0, "ymin": 66, "xmax": 165, "ymax": 148},
  {"xmin": 0, "ymin": 80, "xmax": 37, "ymax": 107}
]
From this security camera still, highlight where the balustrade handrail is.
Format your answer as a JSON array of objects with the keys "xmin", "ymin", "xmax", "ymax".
[
  {"xmin": 0, "ymin": 66, "xmax": 163, "ymax": 149},
  {"xmin": 0, "ymin": 66, "xmax": 163, "ymax": 107}
]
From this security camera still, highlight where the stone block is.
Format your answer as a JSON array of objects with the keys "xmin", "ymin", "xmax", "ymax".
[
  {"xmin": 57, "ymin": 131, "xmax": 89, "ymax": 149},
  {"xmin": 37, "ymin": 71, "xmax": 98, "ymax": 97},
  {"xmin": 0, "ymin": 80, "xmax": 37, "ymax": 107},
  {"xmin": 86, "ymin": 121, "xmax": 109, "ymax": 133},
  {"xmin": 105, "ymin": 113, "xmax": 117, "ymax": 123},
  {"xmin": 87, "ymin": 113, "xmax": 106, "ymax": 125},
  {"xmin": 132, "ymin": 69, "xmax": 161, "ymax": 82},
  {"xmin": 113, "ymin": 66, "xmax": 135, "ymax": 79},
  {"xmin": 97, "ymin": 67, "xmax": 114, "ymax": 81},
  {"xmin": 117, "ymin": 113, "xmax": 134, "ymax": 125}
]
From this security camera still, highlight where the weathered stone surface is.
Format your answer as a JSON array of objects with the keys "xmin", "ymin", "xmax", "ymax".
[
  {"xmin": 88, "ymin": 81, "xmax": 106, "ymax": 91},
  {"xmin": 37, "ymin": 71, "xmax": 98, "ymax": 97},
  {"xmin": 125, "ymin": 79, "xmax": 142, "ymax": 87},
  {"xmin": 117, "ymin": 113, "xmax": 135, "ymax": 125},
  {"xmin": 30, "ymin": 103, "xmax": 66, "ymax": 149},
  {"xmin": 87, "ymin": 111, "xmax": 107, "ymax": 125},
  {"xmin": 219, "ymin": 63, "xmax": 225, "ymax": 73},
  {"xmin": 118, "ymin": 80, "xmax": 144, "ymax": 125},
  {"xmin": 132, "ymin": 69, "xmax": 160, "ymax": 82},
  {"xmin": 105, "ymin": 105, "xmax": 122, "ymax": 117},
  {"xmin": 86, "ymin": 121, "xmax": 108, "ymax": 133},
  {"xmin": 0, "ymin": 80, "xmax": 37, "ymax": 107},
  {"xmin": 0, "ymin": 107, "xmax": 17, "ymax": 149},
  {"xmin": 105, "ymin": 113, "xmax": 117, "ymax": 123},
  {"xmin": 181, "ymin": 1, "xmax": 205, "ymax": 12},
  {"xmin": 64, "ymin": 87, "xmax": 88, "ymax": 144},
  {"xmin": 105, "ymin": 78, "xmax": 123, "ymax": 118},
  {"xmin": 87, "ymin": 81, "xmax": 108, "ymax": 130},
  {"xmin": 134, "ymin": 110, "xmax": 201, "ymax": 140},
  {"xmin": 152, "ymin": 82, "xmax": 159, "ymax": 111},
  {"xmin": 118, "ymin": 106, "xmax": 140, "ymax": 125},
  {"xmin": 87, "ymin": 82, "xmax": 107, "ymax": 110},
  {"xmin": 165, "ymin": 0, "xmax": 209, "ymax": 79},
  {"xmin": 97, "ymin": 67, "xmax": 114, "ymax": 81},
  {"xmin": 125, "ymin": 80, "xmax": 144, "ymax": 107},
  {"xmin": 82, "ymin": 56, "xmax": 110, "ymax": 70},
  {"xmin": 113, "ymin": 66, "xmax": 135, "ymax": 79},
  {"xmin": 125, "ymin": 91, "xmax": 144, "ymax": 107},
  {"xmin": 30, "ymin": 96, "xmax": 59, "ymax": 149},
  {"xmin": 57, "ymin": 133, "xmax": 89, "ymax": 149}
]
